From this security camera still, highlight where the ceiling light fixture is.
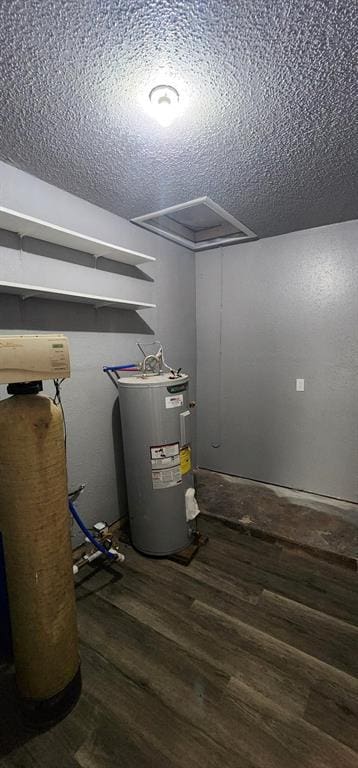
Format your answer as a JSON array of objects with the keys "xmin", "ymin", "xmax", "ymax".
[{"xmin": 148, "ymin": 84, "xmax": 179, "ymax": 127}]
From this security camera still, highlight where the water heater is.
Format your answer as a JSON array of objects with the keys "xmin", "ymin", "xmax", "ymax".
[{"xmin": 117, "ymin": 372, "xmax": 198, "ymax": 556}]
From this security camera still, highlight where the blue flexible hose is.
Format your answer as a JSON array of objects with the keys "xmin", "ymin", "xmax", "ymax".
[
  {"xmin": 103, "ymin": 364, "xmax": 137, "ymax": 372},
  {"xmin": 69, "ymin": 500, "xmax": 117, "ymax": 560}
]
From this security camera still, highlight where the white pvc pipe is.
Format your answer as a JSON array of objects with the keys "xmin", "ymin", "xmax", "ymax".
[
  {"xmin": 73, "ymin": 547, "xmax": 125, "ymax": 575},
  {"xmin": 90, "ymin": 547, "xmax": 125, "ymax": 563},
  {"xmin": 84, "ymin": 549, "xmax": 103, "ymax": 565}
]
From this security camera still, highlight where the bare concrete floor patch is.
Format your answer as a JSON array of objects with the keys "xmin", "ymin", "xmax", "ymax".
[{"xmin": 195, "ymin": 469, "xmax": 358, "ymax": 566}]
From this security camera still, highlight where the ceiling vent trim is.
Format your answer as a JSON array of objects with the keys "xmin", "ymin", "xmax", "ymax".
[{"xmin": 131, "ymin": 196, "xmax": 257, "ymax": 251}]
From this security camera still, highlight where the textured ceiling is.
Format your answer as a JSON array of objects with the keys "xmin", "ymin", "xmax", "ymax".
[{"xmin": 0, "ymin": 0, "xmax": 357, "ymax": 239}]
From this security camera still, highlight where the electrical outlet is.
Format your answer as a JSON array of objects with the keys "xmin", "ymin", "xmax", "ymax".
[{"xmin": 296, "ymin": 378, "xmax": 305, "ymax": 392}]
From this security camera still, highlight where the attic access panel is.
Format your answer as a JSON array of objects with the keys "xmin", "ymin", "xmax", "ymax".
[{"xmin": 131, "ymin": 197, "xmax": 257, "ymax": 251}]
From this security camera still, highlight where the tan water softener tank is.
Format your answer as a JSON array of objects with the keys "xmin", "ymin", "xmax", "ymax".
[{"xmin": 0, "ymin": 335, "xmax": 81, "ymax": 726}]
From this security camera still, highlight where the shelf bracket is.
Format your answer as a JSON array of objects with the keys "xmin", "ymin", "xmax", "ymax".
[{"xmin": 21, "ymin": 292, "xmax": 37, "ymax": 301}]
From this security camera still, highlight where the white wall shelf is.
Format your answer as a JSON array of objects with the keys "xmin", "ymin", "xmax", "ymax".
[
  {"xmin": 0, "ymin": 206, "xmax": 156, "ymax": 266},
  {"xmin": 0, "ymin": 281, "xmax": 156, "ymax": 311}
]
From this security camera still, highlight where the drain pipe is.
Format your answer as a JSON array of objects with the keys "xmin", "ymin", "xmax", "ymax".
[{"xmin": 73, "ymin": 547, "xmax": 124, "ymax": 575}]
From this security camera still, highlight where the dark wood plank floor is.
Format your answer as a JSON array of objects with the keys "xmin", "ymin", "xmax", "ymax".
[{"xmin": 1, "ymin": 516, "xmax": 358, "ymax": 767}]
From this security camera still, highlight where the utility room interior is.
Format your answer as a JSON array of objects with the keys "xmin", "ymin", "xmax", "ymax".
[{"xmin": 0, "ymin": 2, "xmax": 357, "ymax": 766}]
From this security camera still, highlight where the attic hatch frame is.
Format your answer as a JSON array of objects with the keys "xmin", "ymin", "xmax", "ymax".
[{"xmin": 131, "ymin": 196, "xmax": 257, "ymax": 251}]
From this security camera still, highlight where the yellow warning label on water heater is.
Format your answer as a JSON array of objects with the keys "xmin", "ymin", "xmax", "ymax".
[{"xmin": 180, "ymin": 446, "xmax": 192, "ymax": 475}]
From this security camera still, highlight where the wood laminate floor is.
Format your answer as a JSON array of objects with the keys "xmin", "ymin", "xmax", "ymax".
[{"xmin": 1, "ymin": 516, "xmax": 358, "ymax": 767}]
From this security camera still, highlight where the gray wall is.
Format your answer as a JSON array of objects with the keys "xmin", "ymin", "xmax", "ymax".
[
  {"xmin": 0, "ymin": 162, "xmax": 196, "ymax": 543},
  {"xmin": 196, "ymin": 220, "xmax": 358, "ymax": 502}
]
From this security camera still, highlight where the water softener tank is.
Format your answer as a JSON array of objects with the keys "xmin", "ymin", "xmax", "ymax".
[
  {"xmin": 118, "ymin": 373, "xmax": 197, "ymax": 555},
  {"xmin": 0, "ymin": 389, "xmax": 81, "ymax": 725}
]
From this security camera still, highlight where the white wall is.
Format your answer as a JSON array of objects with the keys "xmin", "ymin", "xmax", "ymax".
[
  {"xmin": 0, "ymin": 161, "xmax": 196, "ymax": 542},
  {"xmin": 196, "ymin": 220, "xmax": 358, "ymax": 501}
]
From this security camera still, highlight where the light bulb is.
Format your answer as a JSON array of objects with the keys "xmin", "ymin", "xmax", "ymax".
[{"xmin": 149, "ymin": 85, "xmax": 179, "ymax": 127}]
